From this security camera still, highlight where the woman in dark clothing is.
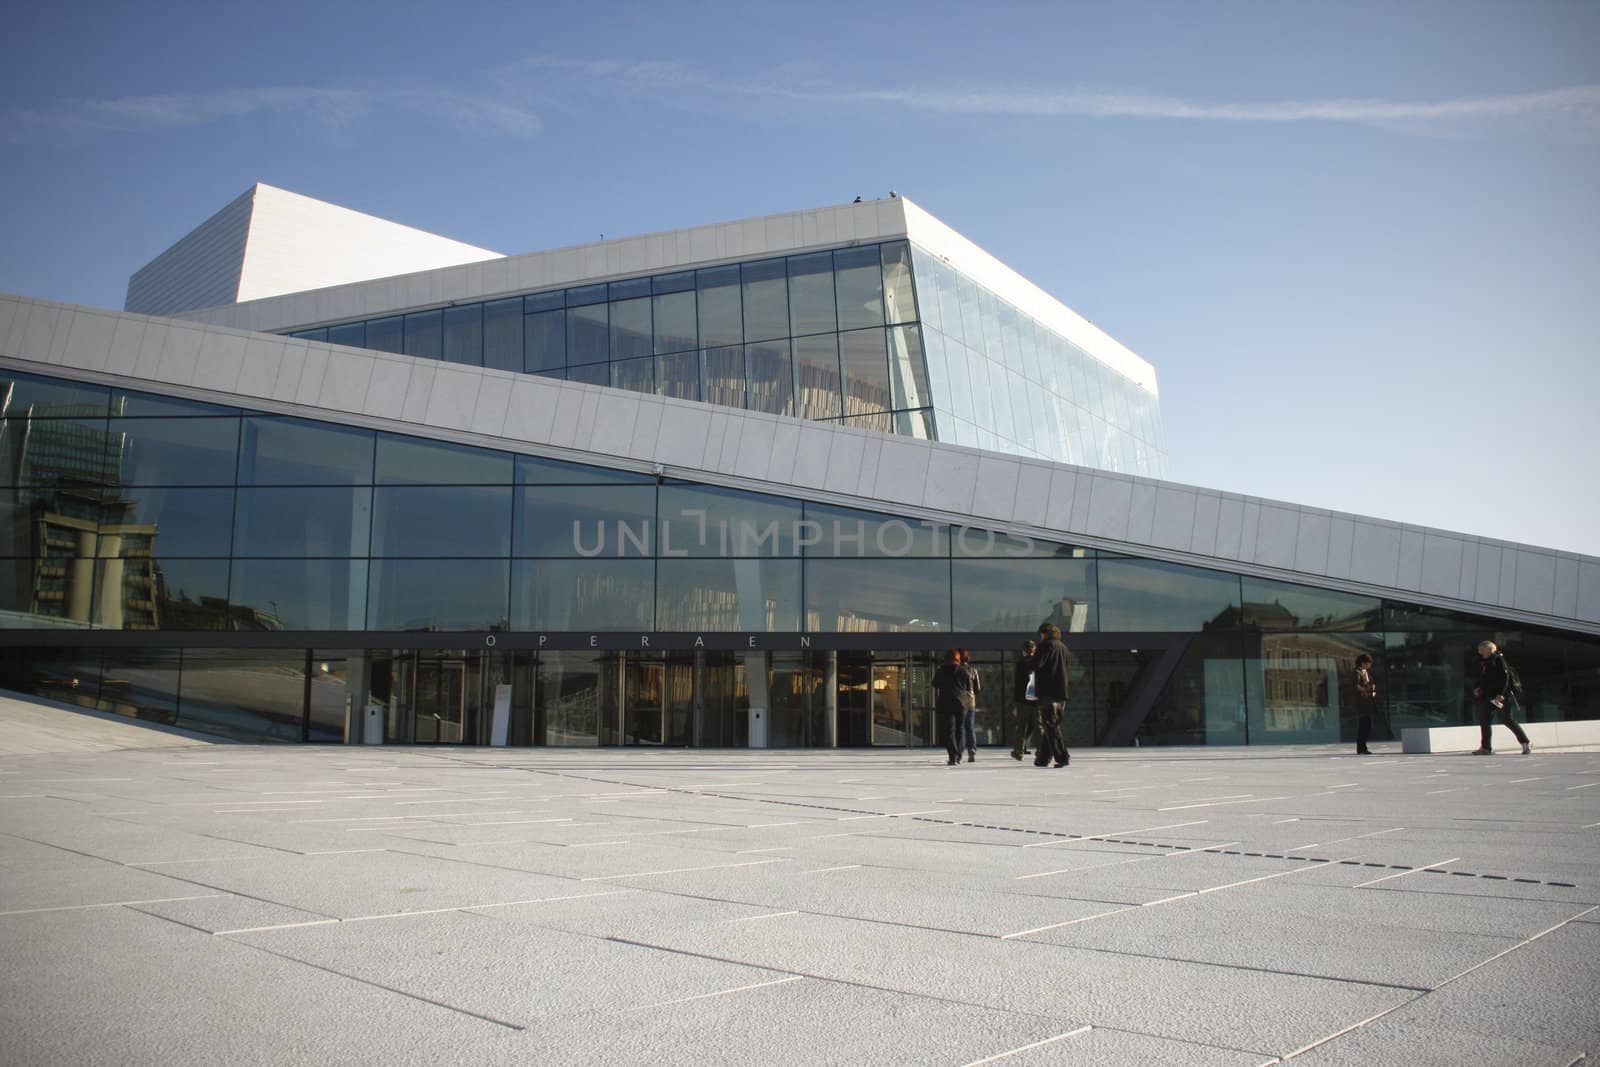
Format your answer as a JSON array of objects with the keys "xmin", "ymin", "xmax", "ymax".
[
  {"xmin": 932, "ymin": 650, "xmax": 971, "ymax": 765},
  {"xmin": 1353, "ymin": 653, "xmax": 1378, "ymax": 755}
]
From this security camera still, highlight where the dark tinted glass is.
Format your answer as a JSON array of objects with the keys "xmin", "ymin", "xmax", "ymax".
[
  {"xmin": 374, "ymin": 434, "xmax": 513, "ymax": 484},
  {"xmin": 483, "ymin": 299, "xmax": 523, "ymax": 372},
  {"xmin": 567, "ymin": 283, "xmax": 607, "ymax": 306},
  {"xmin": 653, "ymin": 271, "xmax": 694, "ymax": 295},
  {"xmin": 524, "ymin": 309, "xmax": 566, "ymax": 372},
  {"xmin": 1243, "ymin": 631, "xmax": 1382, "ymax": 745},
  {"xmin": 371, "ymin": 486, "xmax": 512, "ymax": 556},
  {"xmin": 230, "ymin": 559, "xmax": 369, "ymax": 630},
  {"xmin": 1241, "ymin": 577, "xmax": 1382, "ymax": 631},
  {"xmin": 610, "ymin": 357, "xmax": 653, "ymax": 394},
  {"xmin": 788, "ymin": 252, "xmax": 837, "ymax": 336},
  {"xmin": 366, "ymin": 316, "xmax": 404, "ymax": 354},
  {"xmin": 403, "ymin": 310, "xmax": 442, "ymax": 359},
  {"xmin": 290, "ymin": 328, "xmax": 328, "ymax": 342},
  {"xmin": 793, "ymin": 334, "xmax": 842, "ymax": 419},
  {"xmin": 745, "ymin": 341, "xmax": 792, "ymax": 416},
  {"xmin": 805, "ymin": 559, "xmax": 949, "ymax": 632},
  {"xmin": 952, "ymin": 558, "xmax": 1097, "ymax": 632},
  {"xmin": 98, "ymin": 557, "xmax": 231, "ymax": 630},
  {"xmin": 741, "ymin": 259, "xmax": 788, "ymax": 342},
  {"xmin": 238, "ymin": 417, "xmax": 375, "ymax": 485},
  {"xmin": 657, "ymin": 559, "xmax": 801, "ymax": 631},
  {"xmin": 111, "ymin": 389, "xmax": 237, "ymax": 417},
  {"xmin": 108, "ymin": 417, "xmax": 238, "ymax": 485},
  {"xmin": 609, "ymin": 298, "xmax": 652, "ymax": 360},
  {"xmin": 653, "ymin": 290, "xmax": 696, "ymax": 354},
  {"xmin": 99, "ymin": 647, "xmax": 180, "ymax": 722},
  {"xmin": 1139, "ymin": 633, "xmax": 1248, "ymax": 745},
  {"xmin": 0, "ymin": 371, "xmax": 109, "ymax": 418},
  {"xmin": 514, "ymin": 485, "xmax": 655, "ymax": 557},
  {"xmin": 702, "ymin": 347, "xmax": 745, "ymax": 409},
  {"xmin": 567, "ymin": 363, "xmax": 609, "ymax": 386},
  {"xmin": 609, "ymin": 277, "xmax": 650, "ymax": 301},
  {"xmin": 0, "ymin": 417, "xmax": 114, "ymax": 488},
  {"xmin": 834, "ymin": 245, "xmax": 885, "ymax": 330},
  {"xmin": 442, "ymin": 305, "xmax": 483, "ymax": 366},
  {"xmin": 568, "ymin": 304, "xmax": 608, "ymax": 364},
  {"xmin": 524, "ymin": 290, "xmax": 564, "ymax": 313},
  {"xmin": 1383, "ymin": 600, "xmax": 1511, "ymax": 632},
  {"xmin": 802, "ymin": 502, "xmax": 949, "ymax": 557},
  {"xmin": 177, "ymin": 649, "xmax": 306, "ymax": 742},
  {"xmin": 515, "ymin": 455, "xmax": 652, "ymax": 485},
  {"xmin": 328, "ymin": 321, "xmax": 366, "ymax": 347},
  {"xmin": 697, "ymin": 265, "xmax": 743, "ymax": 348},
  {"xmin": 233, "ymin": 487, "xmax": 373, "ymax": 556},
  {"xmin": 511, "ymin": 559, "xmax": 652, "ymax": 630},
  {"xmin": 1098, "ymin": 559, "xmax": 1241, "ymax": 632},
  {"xmin": 839, "ymin": 328, "xmax": 891, "ymax": 415},
  {"xmin": 96, "ymin": 487, "xmax": 236, "ymax": 556},
  {"xmin": 658, "ymin": 484, "xmax": 803, "ymax": 556},
  {"xmin": 368, "ymin": 559, "xmax": 508, "ymax": 630},
  {"xmin": 656, "ymin": 351, "xmax": 699, "ymax": 401}
]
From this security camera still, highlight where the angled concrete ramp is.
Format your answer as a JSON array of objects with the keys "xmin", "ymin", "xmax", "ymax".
[{"xmin": 0, "ymin": 690, "xmax": 223, "ymax": 756}]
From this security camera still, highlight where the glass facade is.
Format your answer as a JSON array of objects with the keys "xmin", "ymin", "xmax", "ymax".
[{"xmin": 1, "ymin": 367, "xmax": 1595, "ymax": 747}]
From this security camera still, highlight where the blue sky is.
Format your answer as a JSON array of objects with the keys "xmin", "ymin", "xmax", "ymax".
[{"xmin": 3, "ymin": 1, "xmax": 1596, "ymax": 555}]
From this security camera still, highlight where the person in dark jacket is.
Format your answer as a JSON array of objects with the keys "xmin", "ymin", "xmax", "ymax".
[
  {"xmin": 958, "ymin": 648, "xmax": 980, "ymax": 762},
  {"xmin": 1010, "ymin": 639, "xmax": 1037, "ymax": 761},
  {"xmin": 1030, "ymin": 622, "xmax": 1071, "ymax": 767},
  {"xmin": 1353, "ymin": 653, "xmax": 1378, "ymax": 755},
  {"xmin": 932, "ymin": 649, "xmax": 972, "ymax": 765},
  {"xmin": 1472, "ymin": 640, "xmax": 1531, "ymax": 755}
]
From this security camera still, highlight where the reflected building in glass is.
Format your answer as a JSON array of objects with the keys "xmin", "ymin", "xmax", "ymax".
[{"xmin": 0, "ymin": 187, "xmax": 1595, "ymax": 747}]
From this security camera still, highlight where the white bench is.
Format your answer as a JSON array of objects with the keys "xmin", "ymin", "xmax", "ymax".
[{"xmin": 1401, "ymin": 719, "xmax": 1600, "ymax": 754}]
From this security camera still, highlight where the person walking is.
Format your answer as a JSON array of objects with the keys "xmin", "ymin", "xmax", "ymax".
[
  {"xmin": 958, "ymin": 648, "xmax": 980, "ymax": 762},
  {"xmin": 1353, "ymin": 653, "xmax": 1378, "ymax": 755},
  {"xmin": 932, "ymin": 650, "xmax": 971, "ymax": 766},
  {"xmin": 1472, "ymin": 640, "xmax": 1531, "ymax": 755},
  {"xmin": 1010, "ymin": 639, "xmax": 1038, "ymax": 761},
  {"xmin": 1031, "ymin": 623, "xmax": 1071, "ymax": 767}
]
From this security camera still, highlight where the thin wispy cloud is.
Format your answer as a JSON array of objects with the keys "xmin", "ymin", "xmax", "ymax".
[{"xmin": 10, "ymin": 85, "xmax": 540, "ymax": 138}]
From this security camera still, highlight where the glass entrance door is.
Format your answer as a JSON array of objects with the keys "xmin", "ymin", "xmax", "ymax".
[
  {"xmin": 871, "ymin": 660, "xmax": 909, "ymax": 745},
  {"xmin": 412, "ymin": 657, "xmax": 466, "ymax": 743}
]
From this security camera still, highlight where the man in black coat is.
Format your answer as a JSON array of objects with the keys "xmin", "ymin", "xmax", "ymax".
[
  {"xmin": 1030, "ymin": 622, "xmax": 1071, "ymax": 767},
  {"xmin": 1471, "ymin": 640, "xmax": 1531, "ymax": 755},
  {"xmin": 1010, "ymin": 639, "xmax": 1037, "ymax": 761}
]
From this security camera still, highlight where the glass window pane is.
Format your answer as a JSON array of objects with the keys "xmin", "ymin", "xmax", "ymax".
[
  {"xmin": 653, "ymin": 271, "xmax": 694, "ymax": 294},
  {"xmin": 233, "ymin": 487, "xmax": 372, "ymax": 557},
  {"xmin": 365, "ymin": 316, "xmax": 404, "ymax": 354},
  {"xmin": 1241, "ymin": 577, "xmax": 1382, "ymax": 631},
  {"xmin": 177, "ymin": 649, "xmax": 307, "ymax": 742},
  {"xmin": 741, "ymin": 259, "xmax": 789, "ymax": 342},
  {"xmin": 744, "ymin": 341, "xmax": 792, "ymax": 416},
  {"xmin": 369, "ymin": 559, "xmax": 508, "ymax": 630},
  {"xmin": 100, "ymin": 648, "xmax": 181, "ymax": 722},
  {"xmin": 111, "ymin": 389, "xmax": 237, "ymax": 417},
  {"xmin": 697, "ymin": 265, "xmax": 743, "ymax": 349},
  {"xmin": 524, "ymin": 290, "xmax": 564, "ymax": 313},
  {"xmin": 482, "ymin": 299, "xmax": 522, "ymax": 373},
  {"xmin": 535, "ymin": 650, "xmax": 610, "ymax": 746},
  {"xmin": 374, "ymin": 434, "xmax": 513, "ymax": 484},
  {"xmin": 567, "ymin": 283, "xmax": 607, "ymax": 306},
  {"xmin": 805, "ymin": 559, "xmax": 948, "ymax": 632},
  {"xmin": 652, "ymin": 290, "xmax": 697, "ymax": 354},
  {"xmin": 515, "ymin": 455, "xmax": 652, "ymax": 485},
  {"xmin": 524, "ymin": 309, "xmax": 566, "ymax": 373},
  {"xmin": 0, "ymin": 417, "xmax": 111, "ymax": 491},
  {"xmin": 656, "ymin": 351, "xmax": 699, "ymax": 401},
  {"xmin": 0, "ymin": 371, "xmax": 109, "ymax": 418},
  {"xmin": 839, "ymin": 327, "xmax": 891, "ymax": 416},
  {"xmin": 371, "ymin": 486, "xmax": 512, "ymax": 556},
  {"xmin": 403, "ymin": 310, "xmax": 442, "ymax": 360},
  {"xmin": 108, "ymin": 417, "xmax": 238, "ymax": 485},
  {"xmin": 802, "ymin": 502, "xmax": 949, "ymax": 557},
  {"xmin": 442, "ymin": 305, "xmax": 483, "ymax": 366},
  {"xmin": 793, "ymin": 334, "xmax": 842, "ymax": 419},
  {"xmin": 836, "ymin": 412, "xmax": 892, "ymax": 433},
  {"xmin": 511, "ymin": 559, "xmax": 652, "ymax": 630},
  {"xmin": 568, "ymin": 304, "xmax": 608, "ymax": 364},
  {"xmin": 98, "ymin": 557, "xmax": 231, "ymax": 630},
  {"xmin": 657, "ymin": 559, "xmax": 801, "ymax": 631},
  {"xmin": 1244, "ymin": 632, "xmax": 1381, "ymax": 745},
  {"xmin": 888, "ymin": 325, "xmax": 931, "ymax": 411},
  {"xmin": 231, "ymin": 559, "xmax": 369, "ymax": 630},
  {"xmin": 787, "ymin": 251, "xmax": 837, "ymax": 336},
  {"xmin": 514, "ymin": 485, "xmax": 655, "ymax": 557},
  {"xmin": 882, "ymin": 241, "xmax": 918, "ymax": 325},
  {"xmin": 658, "ymin": 484, "xmax": 803, "ymax": 557},
  {"xmin": 892, "ymin": 408, "xmax": 936, "ymax": 439},
  {"xmin": 94, "ymin": 486, "xmax": 235, "ymax": 557},
  {"xmin": 952, "ymin": 558, "xmax": 1097, "ymax": 633},
  {"xmin": 702, "ymin": 347, "xmax": 746, "ymax": 409},
  {"xmin": 239, "ymin": 417, "xmax": 374, "ymax": 485},
  {"xmin": 1139, "ymin": 633, "xmax": 1248, "ymax": 746},
  {"xmin": 609, "ymin": 298, "xmax": 651, "ymax": 360},
  {"xmin": 567, "ymin": 363, "xmax": 608, "ymax": 387},
  {"xmin": 610, "ymin": 357, "xmax": 653, "ymax": 393},
  {"xmin": 1098, "ymin": 559, "xmax": 1241, "ymax": 632},
  {"xmin": 609, "ymin": 277, "xmax": 650, "ymax": 301},
  {"xmin": 834, "ymin": 246, "xmax": 885, "ymax": 330},
  {"xmin": 328, "ymin": 321, "xmax": 366, "ymax": 348},
  {"xmin": 290, "ymin": 328, "xmax": 328, "ymax": 342}
]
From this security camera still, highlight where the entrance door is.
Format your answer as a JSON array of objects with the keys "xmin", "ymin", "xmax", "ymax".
[
  {"xmin": 624, "ymin": 655, "xmax": 664, "ymax": 744},
  {"xmin": 412, "ymin": 657, "xmax": 466, "ymax": 743},
  {"xmin": 871, "ymin": 659, "xmax": 909, "ymax": 745}
]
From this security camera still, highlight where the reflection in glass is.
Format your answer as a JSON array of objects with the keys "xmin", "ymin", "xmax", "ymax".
[
  {"xmin": 793, "ymin": 334, "xmax": 842, "ymax": 419},
  {"xmin": 177, "ymin": 649, "xmax": 305, "ymax": 742},
  {"xmin": 697, "ymin": 265, "xmax": 742, "ymax": 349},
  {"xmin": 96, "ymin": 557, "xmax": 232, "ymax": 630},
  {"xmin": 702, "ymin": 347, "xmax": 745, "ymax": 409},
  {"xmin": 1140, "ymin": 634, "xmax": 1248, "ymax": 746},
  {"xmin": 567, "ymin": 363, "xmax": 608, "ymax": 386},
  {"xmin": 483, "ymin": 298, "xmax": 523, "ymax": 372},
  {"xmin": 369, "ymin": 559, "xmax": 508, "ymax": 630},
  {"xmin": 1243, "ymin": 632, "xmax": 1382, "ymax": 745},
  {"xmin": 610, "ymin": 357, "xmax": 654, "ymax": 394},
  {"xmin": 98, "ymin": 647, "xmax": 181, "ymax": 724},
  {"xmin": 805, "ymin": 560, "xmax": 949, "ymax": 632},
  {"xmin": 802, "ymin": 502, "xmax": 948, "ymax": 557},
  {"xmin": 524, "ymin": 309, "xmax": 566, "ymax": 373},
  {"xmin": 888, "ymin": 325, "xmax": 930, "ymax": 411},
  {"xmin": 658, "ymin": 485, "xmax": 803, "ymax": 556},
  {"xmin": 609, "ymin": 297, "xmax": 652, "ymax": 361},
  {"xmin": 536, "ymin": 651, "xmax": 613, "ymax": 746},
  {"xmin": 371, "ymin": 486, "xmax": 512, "ymax": 557},
  {"xmin": 657, "ymin": 559, "xmax": 800, "ymax": 631},
  {"xmin": 233, "ymin": 487, "xmax": 372, "ymax": 557},
  {"xmin": 881, "ymin": 241, "xmax": 917, "ymax": 325},
  {"xmin": 94, "ymin": 487, "xmax": 236, "ymax": 557},
  {"xmin": 952, "ymin": 558, "xmax": 1096, "ymax": 632},
  {"xmin": 230, "ymin": 559, "xmax": 368, "ymax": 630},
  {"xmin": 656, "ymin": 351, "xmax": 699, "ymax": 401},
  {"xmin": 239, "ymin": 417, "xmax": 375, "ymax": 485},
  {"xmin": 0, "ymin": 371, "xmax": 109, "ymax": 417},
  {"xmin": 839, "ymin": 328, "xmax": 891, "ymax": 415},
  {"xmin": 787, "ymin": 252, "xmax": 837, "ymax": 337},
  {"xmin": 109, "ymin": 418, "xmax": 239, "ymax": 485},
  {"xmin": 511, "ymin": 559, "xmax": 652, "ymax": 630},
  {"xmin": 1098, "ymin": 559, "xmax": 1241, "ymax": 632},
  {"xmin": 403, "ymin": 310, "xmax": 442, "ymax": 360},
  {"xmin": 568, "ymin": 303, "xmax": 608, "ymax": 364},
  {"xmin": 743, "ymin": 342, "xmax": 791, "ymax": 416},
  {"xmin": 112, "ymin": 390, "xmax": 237, "ymax": 418},
  {"xmin": 1241, "ymin": 577, "xmax": 1381, "ymax": 631},
  {"xmin": 833, "ymin": 245, "xmax": 884, "ymax": 330},
  {"xmin": 328, "ymin": 321, "xmax": 366, "ymax": 348},
  {"xmin": 515, "ymin": 485, "xmax": 655, "ymax": 557},
  {"xmin": 515, "ymin": 455, "xmax": 652, "ymax": 485},
  {"xmin": 442, "ymin": 305, "xmax": 483, "ymax": 366},
  {"xmin": 741, "ymin": 259, "xmax": 788, "ymax": 342},
  {"xmin": 652, "ymin": 290, "xmax": 697, "ymax": 355},
  {"xmin": 375, "ymin": 434, "xmax": 513, "ymax": 484}
]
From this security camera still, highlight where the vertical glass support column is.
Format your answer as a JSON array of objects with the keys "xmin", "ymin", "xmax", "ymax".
[{"xmin": 823, "ymin": 651, "xmax": 838, "ymax": 747}]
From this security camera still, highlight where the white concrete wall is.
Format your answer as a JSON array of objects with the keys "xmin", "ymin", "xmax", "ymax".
[
  {"xmin": 3, "ymin": 291, "xmax": 1597, "ymax": 635},
  {"xmin": 124, "ymin": 188, "xmax": 253, "ymax": 317}
]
